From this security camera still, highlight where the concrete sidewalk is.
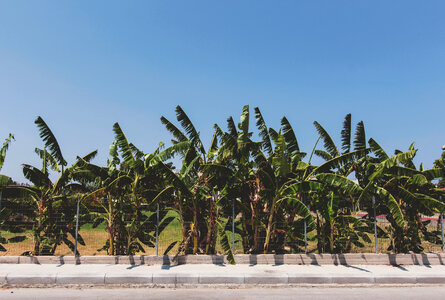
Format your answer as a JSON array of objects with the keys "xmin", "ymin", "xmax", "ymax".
[{"xmin": 1, "ymin": 264, "xmax": 445, "ymax": 285}]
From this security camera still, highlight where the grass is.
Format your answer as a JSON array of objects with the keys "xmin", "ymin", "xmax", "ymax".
[{"xmin": 1, "ymin": 219, "xmax": 443, "ymax": 256}]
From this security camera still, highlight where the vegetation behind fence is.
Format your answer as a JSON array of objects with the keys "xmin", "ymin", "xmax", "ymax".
[{"xmin": 1, "ymin": 105, "xmax": 444, "ymax": 262}]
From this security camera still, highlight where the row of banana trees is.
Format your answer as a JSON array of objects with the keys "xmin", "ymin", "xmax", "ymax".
[{"xmin": 1, "ymin": 105, "xmax": 445, "ymax": 260}]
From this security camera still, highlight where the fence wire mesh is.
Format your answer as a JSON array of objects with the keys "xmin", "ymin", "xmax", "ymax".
[{"xmin": 1, "ymin": 210, "xmax": 444, "ymax": 256}]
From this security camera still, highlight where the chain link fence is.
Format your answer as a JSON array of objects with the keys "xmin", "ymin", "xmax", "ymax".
[{"xmin": 1, "ymin": 209, "xmax": 444, "ymax": 256}]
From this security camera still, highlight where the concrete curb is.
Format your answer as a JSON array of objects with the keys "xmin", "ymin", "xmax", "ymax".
[
  {"xmin": 1, "ymin": 253, "xmax": 445, "ymax": 265},
  {"xmin": 1, "ymin": 273, "xmax": 445, "ymax": 285}
]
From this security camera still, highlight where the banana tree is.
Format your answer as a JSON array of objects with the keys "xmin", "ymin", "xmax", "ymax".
[
  {"xmin": 307, "ymin": 115, "xmax": 383, "ymax": 252},
  {"xmin": 0, "ymin": 134, "xmax": 30, "ymax": 252},
  {"xmin": 19, "ymin": 117, "xmax": 96, "ymax": 255},
  {"xmin": 161, "ymin": 106, "xmax": 226, "ymax": 255},
  {"xmin": 360, "ymin": 143, "xmax": 445, "ymax": 252},
  {"xmin": 79, "ymin": 123, "xmax": 182, "ymax": 255}
]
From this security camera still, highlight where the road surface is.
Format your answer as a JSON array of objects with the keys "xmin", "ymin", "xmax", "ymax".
[{"xmin": 1, "ymin": 286, "xmax": 445, "ymax": 300}]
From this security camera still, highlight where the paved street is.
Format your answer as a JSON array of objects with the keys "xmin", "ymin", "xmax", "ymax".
[{"xmin": 1, "ymin": 286, "xmax": 445, "ymax": 300}]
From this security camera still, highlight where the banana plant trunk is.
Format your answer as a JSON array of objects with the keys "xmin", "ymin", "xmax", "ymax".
[
  {"xmin": 193, "ymin": 207, "xmax": 198, "ymax": 254},
  {"xmin": 264, "ymin": 198, "xmax": 277, "ymax": 253}
]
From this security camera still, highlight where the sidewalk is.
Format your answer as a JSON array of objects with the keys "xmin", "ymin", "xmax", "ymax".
[{"xmin": 1, "ymin": 264, "xmax": 445, "ymax": 285}]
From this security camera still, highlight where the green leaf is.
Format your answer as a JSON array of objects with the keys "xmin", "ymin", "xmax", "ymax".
[
  {"xmin": 0, "ymin": 174, "xmax": 11, "ymax": 186},
  {"xmin": 376, "ymin": 187, "xmax": 405, "ymax": 228},
  {"xmin": 341, "ymin": 114, "xmax": 351, "ymax": 153},
  {"xmin": 422, "ymin": 168, "xmax": 445, "ymax": 181},
  {"xmin": 0, "ymin": 133, "xmax": 14, "ymax": 171},
  {"xmin": 218, "ymin": 219, "xmax": 235, "ymax": 264},
  {"xmin": 113, "ymin": 122, "xmax": 135, "ymax": 167},
  {"xmin": 175, "ymin": 105, "xmax": 206, "ymax": 156},
  {"xmin": 226, "ymin": 116, "xmax": 238, "ymax": 138},
  {"xmin": 316, "ymin": 173, "xmax": 363, "ymax": 195},
  {"xmin": 34, "ymin": 148, "xmax": 59, "ymax": 172},
  {"xmin": 353, "ymin": 121, "xmax": 366, "ymax": 151},
  {"xmin": 237, "ymin": 105, "xmax": 250, "ymax": 142},
  {"xmin": 254, "ymin": 107, "xmax": 273, "ymax": 156},
  {"xmin": 313, "ymin": 121, "xmax": 339, "ymax": 157},
  {"xmin": 368, "ymin": 138, "xmax": 388, "ymax": 160},
  {"xmin": 370, "ymin": 149, "xmax": 417, "ymax": 181},
  {"xmin": 284, "ymin": 196, "xmax": 314, "ymax": 227},
  {"xmin": 314, "ymin": 150, "xmax": 333, "ymax": 161},
  {"xmin": 22, "ymin": 164, "xmax": 52, "ymax": 188},
  {"xmin": 35, "ymin": 117, "xmax": 66, "ymax": 166},
  {"xmin": 152, "ymin": 141, "xmax": 190, "ymax": 164},
  {"xmin": 313, "ymin": 149, "xmax": 369, "ymax": 174},
  {"xmin": 415, "ymin": 193, "xmax": 445, "ymax": 212},
  {"xmin": 281, "ymin": 180, "xmax": 324, "ymax": 195},
  {"xmin": 160, "ymin": 116, "xmax": 188, "ymax": 143},
  {"xmin": 281, "ymin": 116, "xmax": 301, "ymax": 159}
]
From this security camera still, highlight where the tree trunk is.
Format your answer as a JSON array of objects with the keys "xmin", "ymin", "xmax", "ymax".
[{"xmin": 263, "ymin": 199, "xmax": 276, "ymax": 253}]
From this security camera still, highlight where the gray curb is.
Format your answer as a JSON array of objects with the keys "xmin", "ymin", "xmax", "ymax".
[
  {"xmin": 2, "ymin": 253, "xmax": 445, "ymax": 265},
  {"xmin": 2, "ymin": 274, "xmax": 445, "ymax": 285}
]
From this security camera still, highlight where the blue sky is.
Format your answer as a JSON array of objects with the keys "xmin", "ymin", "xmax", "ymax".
[{"xmin": 1, "ymin": 1, "xmax": 444, "ymax": 182}]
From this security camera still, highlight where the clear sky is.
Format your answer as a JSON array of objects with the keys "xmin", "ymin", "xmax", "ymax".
[{"xmin": 1, "ymin": 1, "xmax": 444, "ymax": 183}]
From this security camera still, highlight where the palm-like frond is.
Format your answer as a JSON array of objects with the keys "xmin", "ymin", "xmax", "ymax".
[
  {"xmin": 281, "ymin": 180, "xmax": 324, "ymax": 195},
  {"xmin": 422, "ymin": 168, "xmax": 445, "ymax": 181},
  {"xmin": 385, "ymin": 166, "xmax": 421, "ymax": 178},
  {"xmin": 226, "ymin": 116, "xmax": 238, "ymax": 138},
  {"xmin": 316, "ymin": 173, "xmax": 363, "ymax": 195},
  {"xmin": 0, "ymin": 134, "xmax": 14, "ymax": 170},
  {"xmin": 314, "ymin": 150, "xmax": 333, "ymax": 162},
  {"xmin": 22, "ymin": 164, "xmax": 52, "ymax": 188},
  {"xmin": 312, "ymin": 149, "xmax": 369, "ymax": 174},
  {"xmin": 271, "ymin": 132, "xmax": 290, "ymax": 177},
  {"xmin": 340, "ymin": 114, "xmax": 352, "ymax": 153},
  {"xmin": 108, "ymin": 141, "xmax": 120, "ymax": 169},
  {"xmin": 268, "ymin": 128, "xmax": 279, "ymax": 145},
  {"xmin": 207, "ymin": 128, "xmax": 219, "ymax": 160},
  {"xmin": 160, "ymin": 116, "xmax": 188, "ymax": 143},
  {"xmin": 238, "ymin": 104, "xmax": 250, "ymax": 137},
  {"xmin": 70, "ymin": 150, "xmax": 98, "ymax": 170},
  {"xmin": 368, "ymin": 138, "xmax": 388, "ymax": 160},
  {"xmin": 158, "ymin": 162, "xmax": 192, "ymax": 198},
  {"xmin": 35, "ymin": 117, "xmax": 66, "ymax": 166},
  {"xmin": 370, "ymin": 149, "xmax": 417, "ymax": 181},
  {"xmin": 151, "ymin": 141, "xmax": 191, "ymax": 165},
  {"xmin": 34, "ymin": 148, "xmax": 59, "ymax": 173},
  {"xmin": 0, "ymin": 174, "xmax": 11, "ymax": 186},
  {"xmin": 283, "ymin": 196, "xmax": 314, "ymax": 226},
  {"xmin": 376, "ymin": 187, "xmax": 405, "ymax": 228},
  {"xmin": 415, "ymin": 193, "xmax": 445, "ymax": 212},
  {"xmin": 254, "ymin": 107, "xmax": 273, "ymax": 156},
  {"xmin": 353, "ymin": 121, "xmax": 366, "ymax": 151},
  {"xmin": 281, "ymin": 116, "xmax": 300, "ymax": 157},
  {"xmin": 218, "ymin": 219, "xmax": 235, "ymax": 264},
  {"xmin": 313, "ymin": 121, "xmax": 339, "ymax": 157},
  {"xmin": 112, "ymin": 122, "xmax": 135, "ymax": 167},
  {"xmin": 175, "ymin": 105, "xmax": 206, "ymax": 156}
]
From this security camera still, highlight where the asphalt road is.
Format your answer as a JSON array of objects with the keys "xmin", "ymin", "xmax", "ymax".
[{"xmin": 1, "ymin": 286, "xmax": 445, "ymax": 300}]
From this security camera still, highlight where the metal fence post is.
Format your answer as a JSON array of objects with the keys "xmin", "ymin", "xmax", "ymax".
[
  {"xmin": 303, "ymin": 196, "xmax": 307, "ymax": 254},
  {"xmin": 372, "ymin": 195, "xmax": 378, "ymax": 254},
  {"xmin": 74, "ymin": 195, "xmax": 80, "ymax": 257},
  {"xmin": 441, "ymin": 196, "xmax": 444, "ymax": 253},
  {"xmin": 304, "ymin": 203, "xmax": 309, "ymax": 254},
  {"xmin": 156, "ymin": 203, "xmax": 159, "ymax": 256},
  {"xmin": 441, "ymin": 213, "xmax": 444, "ymax": 253},
  {"xmin": 232, "ymin": 199, "xmax": 235, "ymax": 254}
]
